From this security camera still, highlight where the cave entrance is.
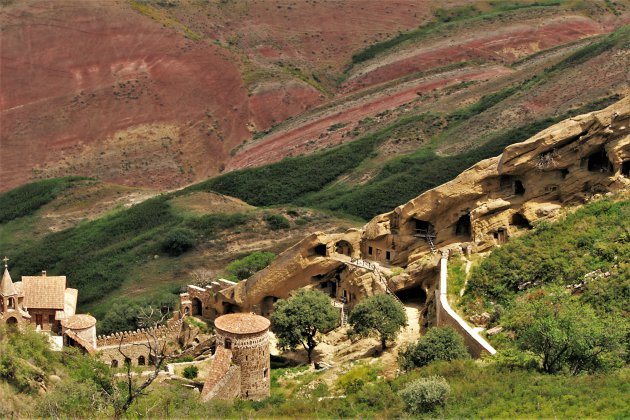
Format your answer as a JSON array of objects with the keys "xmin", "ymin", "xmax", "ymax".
[
  {"xmin": 394, "ymin": 286, "xmax": 427, "ymax": 306},
  {"xmin": 335, "ymin": 240, "xmax": 353, "ymax": 257},
  {"xmin": 192, "ymin": 298, "xmax": 202, "ymax": 316},
  {"xmin": 587, "ymin": 148, "xmax": 613, "ymax": 172},
  {"xmin": 413, "ymin": 219, "xmax": 436, "ymax": 238},
  {"xmin": 319, "ymin": 280, "xmax": 337, "ymax": 298},
  {"xmin": 455, "ymin": 213, "xmax": 471, "ymax": 238},
  {"xmin": 622, "ymin": 161, "xmax": 630, "ymax": 177},
  {"xmin": 510, "ymin": 213, "xmax": 531, "ymax": 229},
  {"xmin": 514, "ymin": 180, "xmax": 525, "ymax": 196},
  {"xmin": 222, "ymin": 302, "xmax": 238, "ymax": 314},
  {"xmin": 493, "ymin": 228, "xmax": 508, "ymax": 244},
  {"xmin": 262, "ymin": 296, "xmax": 279, "ymax": 317},
  {"xmin": 313, "ymin": 244, "xmax": 327, "ymax": 257}
]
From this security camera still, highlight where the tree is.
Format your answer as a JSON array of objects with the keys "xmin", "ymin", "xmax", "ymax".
[
  {"xmin": 399, "ymin": 326, "xmax": 469, "ymax": 370},
  {"xmin": 271, "ymin": 289, "xmax": 339, "ymax": 364},
  {"xmin": 348, "ymin": 294, "xmax": 407, "ymax": 350},
  {"xmin": 506, "ymin": 287, "xmax": 626, "ymax": 374}
]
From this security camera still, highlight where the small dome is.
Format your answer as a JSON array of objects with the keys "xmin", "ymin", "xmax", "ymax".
[
  {"xmin": 61, "ymin": 314, "xmax": 96, "ymax": 330},
  {"xmin": 214, "ymin": 313, "xmax": 270, "ymax": 335}
]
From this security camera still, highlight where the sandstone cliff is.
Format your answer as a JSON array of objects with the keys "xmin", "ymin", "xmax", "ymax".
[{"xmin": 198, "ymin": 96, "xmax": 630, "ymax": 321}]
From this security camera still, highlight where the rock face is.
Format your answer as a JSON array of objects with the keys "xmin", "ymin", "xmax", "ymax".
[{"xmin": 189, "ymin": 97, "xmax": 630, "ymax": 322}]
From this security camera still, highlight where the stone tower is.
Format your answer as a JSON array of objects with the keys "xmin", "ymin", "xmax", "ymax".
[{"xmin": 214, "ymin": 313, "xmax": 271, "ymax": 400}]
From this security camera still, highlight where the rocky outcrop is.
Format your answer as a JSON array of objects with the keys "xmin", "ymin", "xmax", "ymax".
[{"xmin": 193, "ymin": 96, "xmax": 630, "ymax": 320}]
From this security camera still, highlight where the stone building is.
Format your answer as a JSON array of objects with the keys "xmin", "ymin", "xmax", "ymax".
[
  {"xmin": 201, "ymin": 313, "xmax": 270, "ymax": 401},
  {"xmin": 61, "ymin": 314, "xmax": 97, "ymax": 354},
  {"xmin": 0, "ymin": 258, "xmax": 78, "ymax": 335}
]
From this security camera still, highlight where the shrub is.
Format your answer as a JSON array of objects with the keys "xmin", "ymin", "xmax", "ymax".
[
  {"xmin": 225, "ymin": 251, "xmax": 276, "ymax": 281},
  {"xmin": 399, "ymin": 376, "xmax": 450, "ymax": 414},
  {"xmin": 161, "ymin": 228, "xmax": 197, "ymax": 256},
  {"xmin": 182, "ymin": 366, "xmax": 198, "ymax": 379},
  {"xmin": 399, "ymin": 327, "xmax": 469, "ymax": 370},
  {"xmin": 265, "ymin": 213, "xmax": 290, "ymax": 230}
]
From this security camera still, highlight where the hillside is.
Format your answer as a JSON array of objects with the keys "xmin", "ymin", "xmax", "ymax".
[
  {"xmin": 2, "ymin": 195, "xmax": 629, "ymax": 418},
  {"xmin": 1, "ymin": 0, "xmax": 628, "ymax": 194},
  {"xmin": 0, "ymin": 177, "xmax": 359, "ymax": 331}
]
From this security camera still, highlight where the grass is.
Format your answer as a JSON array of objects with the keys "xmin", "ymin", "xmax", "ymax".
[{"xmin": 465, "ymin": 196, "xmax": 630, "ymax": 313}]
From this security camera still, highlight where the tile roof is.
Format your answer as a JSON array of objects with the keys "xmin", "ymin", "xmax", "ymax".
[
  {"xmin": 22, "ymin": 275, "xmax": 67, "ymax": 310},
  {"xmin": 214, "ymin": 313, "xmax": 270, "ymax": 335}
]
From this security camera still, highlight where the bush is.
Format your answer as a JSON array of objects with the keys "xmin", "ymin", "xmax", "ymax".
[
  {"xmin": 225, "ymin": 251, "xmax": 276, "ymax": 281},
  {"xmin": 399, "ymin": 327, "xmax": 469, "ymax": 370},
  {"xmin": 161, "ymin": 228, "xmax": 197, "ymax": 256},
  {"xmin": 182, "ymin": 366, "xmax": 198, "ymax": 379},
  {"xmin": 399, "ymin": 376, "xmax": 450, "ymax": 414},
  {"xmin": 265, "ymin": 213, "xmax": 290, "ymax": 230}
]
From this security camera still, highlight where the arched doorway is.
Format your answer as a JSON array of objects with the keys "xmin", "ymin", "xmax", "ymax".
[
  {"xmin": 138, "ymin": 356, "xmax": 146, "ymax": 366},
  {"xmin": 6, "ymin": 317, "xmax": 18, "ymax": 331},
  {"xmin": 192, "ymin": 298, "xmax": 202, "ymax": 316},
  {"xmin": 335, "ymin": 240, "xmax": 353, "ymax": 256}
]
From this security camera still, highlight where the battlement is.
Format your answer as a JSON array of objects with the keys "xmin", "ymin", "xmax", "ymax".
[{"xmin": 96, "ymin": 318, "xmax": 183, "ymax": 348}]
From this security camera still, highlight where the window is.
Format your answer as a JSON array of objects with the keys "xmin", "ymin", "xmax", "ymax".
[
  {"xmin": 138, "ymin": 356, "xmax": 146, "ymax": 365},
  {"xmin": 7, "ymin": 297, "xmax": 14, "ymax": 309},
  {"xmin": 368, "ymin": 246, "xmax": 373, "ymax": 255},
  {"xmin": 263, "ymin": 368, "xmax": 268, "ymax": 379},
  {"xmin": 111, "ymin": 360, "xmax": 119, "ymax": 368},
  {"xmin": 225, "ymin": 338, "xmax": 232, "ymax": 349},
  {"xmin": 48, "ymin": 315, "xmax": 54, "ymax": 325},
  {"xmin": 385, "ymin": 251, "xmax": 391, "ymax": 260}
]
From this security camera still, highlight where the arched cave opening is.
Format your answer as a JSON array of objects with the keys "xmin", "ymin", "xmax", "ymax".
[
  {"xmin": 587, "ymin": 148, "xmax": 613, "ymax": 172},
  {"xmin": 335, "ymin": 240, "xmax": 353, "ymax": 256},
  {"xmin": 510, "ymin": 213, "xmax": 531, "ymax": 229},
  {"xmin": 455, "ymin": 213, "xmax": 471, "ymax": 238},
  {"xmin": 514, "ymin": 180, "xmax": 525, "ymax": 196},
  {"xmin": 622, "ymin": 161, "xmax": 630, "ymax": 177},
  {"xmin": 394, "ymin": 285, "xmax": 427, "ymax": 306}
]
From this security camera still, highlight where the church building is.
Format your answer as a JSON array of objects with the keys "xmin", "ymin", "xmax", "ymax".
[{"xmin": 0, "ymin": 257, "xmax": 78, "ymax": 334}]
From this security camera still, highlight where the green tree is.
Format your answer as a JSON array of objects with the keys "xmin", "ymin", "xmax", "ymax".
[
  {"xmin": 348, "ymin": 294, "xmax": 407, "ymax": 350},
  {"xmin": 225, "ymin": 251, "xmax": 276, "ymax": 281},
  {"xmin": 399, "ymin": 326, "xmax": 469, "ymax": 370},
  {"xmin": 506, "ymin": 287, "xmax": 626, "ymax": 375},
  {"xmin": 271, "ymin": 289, "xmax": 339, "ymax": 364}
]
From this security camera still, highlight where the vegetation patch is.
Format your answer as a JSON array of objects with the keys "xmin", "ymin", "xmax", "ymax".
[
  {"xmin": 224, "ymin": 251, "xmax": 276, "ymax": 282},
  {"xmin": 0, "ymin": 177, "xmax": 85, "ymax": 223}
]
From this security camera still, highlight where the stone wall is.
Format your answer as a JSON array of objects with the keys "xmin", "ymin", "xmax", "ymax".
[{"xmin": 96, "ymin": 319, "xmax": 183, "ymax": 367}]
